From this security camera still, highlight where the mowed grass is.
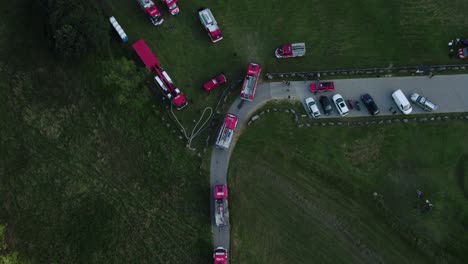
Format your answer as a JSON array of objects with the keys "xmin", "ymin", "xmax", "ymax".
[{"xmin": 229, "ymin": 112, "xmax": 468, "ymax": 263}]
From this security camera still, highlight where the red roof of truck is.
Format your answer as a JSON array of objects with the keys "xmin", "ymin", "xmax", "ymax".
[
  {"xmin": 282, "ymin": 44, "xmax": 292, "ymax": 56},
  {"xmin": 172, "ymin": 94, "xmax": 187, "ymax": 108},
  {"xmin": 224, "ymin": 114, "xmax": 238, "ymax": 130},
  {"xmin": 132, "ymin": 39, "xmax": 160, "ymax": 70},
  {"xmin": 214, "ymin": 185, "xmax": 228, "ymax": 199}
]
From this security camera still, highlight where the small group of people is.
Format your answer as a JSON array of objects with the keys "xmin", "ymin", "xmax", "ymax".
[
  {"xmin": 417, "ymin": 190, "xmax": 434, "ymax": 213},
  {"xmin": 282, "ymin": 80, "xmax": 291, "ymax": 86},
  {"xmin": 448, "ymin": 37, "xmax": 468, "ymax": 58}
]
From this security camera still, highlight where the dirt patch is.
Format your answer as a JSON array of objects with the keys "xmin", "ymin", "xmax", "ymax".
[
  {"xmin": 344, "ymin": 129, "xmax": 384, "ymax": 171},
  {"xmin": 244, "ymin": 32, "xmax": 260, "ymax": 62}
]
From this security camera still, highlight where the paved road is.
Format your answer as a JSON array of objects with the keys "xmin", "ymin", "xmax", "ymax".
[{"xmin": 210, "ymin": 74, "xmax": 468, "ymax": 260}]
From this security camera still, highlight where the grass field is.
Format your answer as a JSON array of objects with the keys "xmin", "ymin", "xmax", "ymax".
[{"xmin": 229, "ymin": 111, "xmax": 468, "ymax": 263}]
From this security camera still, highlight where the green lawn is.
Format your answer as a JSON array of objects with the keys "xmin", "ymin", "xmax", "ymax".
[{"xmin": 229, "ymin": 111, "xmax": 468, "ymax": 263}]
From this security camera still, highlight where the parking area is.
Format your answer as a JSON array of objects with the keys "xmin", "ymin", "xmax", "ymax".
[{"xmin": 270, "ymin": 74, "xmax": 468, "ymax": 118}]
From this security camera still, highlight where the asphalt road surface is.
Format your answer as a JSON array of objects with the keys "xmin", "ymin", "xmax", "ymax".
[{"xmin": 210, "ymin": 74, "xmax": 468, "ymax": 260}]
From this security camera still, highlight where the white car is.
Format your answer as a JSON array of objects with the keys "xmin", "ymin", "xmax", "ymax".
[
  {"xmin": 332, "ymin": 94, "xmax": 349, "ymax": 116},
  {"xmin": 305, "ymin": 97, "xmax": 321, "ymax": 118}
]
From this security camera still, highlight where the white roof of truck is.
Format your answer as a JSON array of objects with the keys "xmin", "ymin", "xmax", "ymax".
[
  {"xmin": 241, "ymin": 75, "xmax": 256, "ymax": 96},
  {"xmin": 216, "ymin": 125, "xmax": 234, "ymax": 149},
  {"xmin": 215, "ymin": 199, "xmax": 226, "ymax": 226},
  {"xmin": 216, "ymin": 114, "xmax": 237, "ymax": 149},
  {"xmin": 199, "ymin": 8, "xmax": 217, "ymax": 27}
]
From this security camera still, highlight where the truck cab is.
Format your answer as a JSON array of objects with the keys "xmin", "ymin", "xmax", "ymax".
[
  {"xmin": 213, "ymin": 247, "xmax": 227, "ymax": 264},
  {"xmin": 161, "ymin": 0, "xmax": 179, "ymax": 15},
  {"xmin": 137, "ymin": 0, "xmax": 164, "ymax": 26}
]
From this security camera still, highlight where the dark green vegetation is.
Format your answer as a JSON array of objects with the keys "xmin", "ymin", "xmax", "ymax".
[
  {"xmin": 0, "ymin": 0, "xmax": 209, "ymax": 263},
  {"xmin": 229, "ymin": 111, "xmax": 468, "ymax": 263},
  {"xmin": 1, "ymin": 0, "xmax": 468, "ymax": 263}
]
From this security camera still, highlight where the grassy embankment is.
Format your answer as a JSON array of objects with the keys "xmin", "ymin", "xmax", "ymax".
[{"xmin": 229, "ymin": 111, "xmax": 468, "ymax": 263}]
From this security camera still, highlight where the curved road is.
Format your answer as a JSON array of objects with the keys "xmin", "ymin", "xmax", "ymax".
[{"xmin": 210, "ymin": 74, "xmax": 468, "ymax": 259}]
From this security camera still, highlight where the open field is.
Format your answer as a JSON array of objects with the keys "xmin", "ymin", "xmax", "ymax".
[{"xmin": 229, "ymin": 111, "xmax": 468, "ymax": 263}]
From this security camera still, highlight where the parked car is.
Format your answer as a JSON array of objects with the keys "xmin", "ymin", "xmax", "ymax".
[
  {"xmin": 305, "ymin": 97, "xmax": 321, "ymax": 118},
  {"xmin": 332, "ymin": 94, "xmax": 349, "ymax": 116},
  {"xmin": 410, "ymin": 93, "xmax": 438, "ymax": 111},
  {"xmin": 203, "ymin": 73, "xmax": 226, "ymax": 92},
  {"xmin": 360, "ymin": 93, "xmax": 380, "ymax": 115},
  {"xmin": 392, "ymin": 89, "xmax": 412, "ymax": 115},
  {"xmin": 319, "ymin": 95, "xmax": 334, "ymax": 115},
  {"xmin": 309, "ymin": 81, "xmax": 335, "ymax": 93}
]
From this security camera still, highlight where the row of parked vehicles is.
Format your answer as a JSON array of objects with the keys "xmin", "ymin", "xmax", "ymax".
[{"xmin": 305, "ymin": 81, "xmax": 439, "ymax": 118}]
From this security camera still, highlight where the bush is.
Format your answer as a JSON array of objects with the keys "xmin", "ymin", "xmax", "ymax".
[{"xmin": 101, "ymin": 57, "xmax": 150, "ymax": 110}]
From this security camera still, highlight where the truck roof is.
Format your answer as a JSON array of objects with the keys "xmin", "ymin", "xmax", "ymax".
[
  {"xmin": 138, "ymin": 0, "xmax": 160, "ymax": 17},
  {"xmin": 240, "ymin": 63, "xmax": 261, "ymax": 100},
  {"xmin": 138, "ymin": 0, "xmax": 153, "ymax": 8},
  {"xmin": 214, "ymin": 185, "xmax": 228, "ymax": 199},
  {"xmin": 199, "ymin": 9, "xmax": 216, "ymax": 26},
  {"xmin": 215, "ymin": 199, "xmax": 226, "ymax": 226},
  {"xmin": 216, "ymin": 114, "xmax": 238, "ymax": 149},
  {"xmin": 132, "ymin": 39, "xmax": 160, "ymax": 69},
  {"xmin": 172, "ymin": 93, "xmax": 187, "ymax": 109}
]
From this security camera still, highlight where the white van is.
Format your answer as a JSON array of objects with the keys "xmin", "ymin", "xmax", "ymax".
[{"xmin": 392, "ymin": 89, "xmax": 412, "ymax": 115}]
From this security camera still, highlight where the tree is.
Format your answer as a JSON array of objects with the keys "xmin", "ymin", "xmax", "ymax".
[
  {"xmin": 101, "ymin": 57, "xmax": 150, "ymax": 110},
  {"xmin": 53, "ymin": 24, "xmax": 86, "ymax": 59},
  {"xmin": 36, "ymin": 0, "xmax": 110, "ymax": 60},
  {"xmin": 0, "ymin": 225, "xmax": 19, "ymax": 264}
]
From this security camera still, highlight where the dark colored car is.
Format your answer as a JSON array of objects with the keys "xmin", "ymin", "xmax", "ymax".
[
  {"xmin": 319, "ymin": 95, "xmax": 334, "ymax": 115},
  {"xmin": 360, "ymin": 93, "xmax": 380, "ymax": 115}
]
